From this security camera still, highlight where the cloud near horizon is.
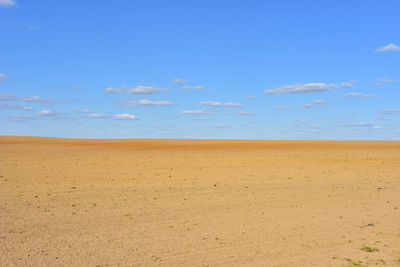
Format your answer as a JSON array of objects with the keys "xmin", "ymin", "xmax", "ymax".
[
  {"xmin": 343, "ymin": 122, "xmax": 382, "ymax": 129},
  {"xmin": 120, "ymin": 99, "xmax": 174, "ymax": 108},
  {"xmin": 180, "ymin": 110, "xmax": 213, "ymax": 115},
  {"xmin": 0, "ymin": 93, "xmax": 61, "ymax": 104},
  {"xmin": 379, "ymin": 109, "xmax": 398, "ymax": 115},
  {"xmin": 340, "ymin": 81, "xmax": 355, "ymax": 88},
  {"xmin": 200, "ymin": 101, "xmax": 243, "ymax": 107},
  {"xmin": 264, "ymin": 83, "xmax": 339, "ymax": 95},
  {"xmin": 114, "ymin": 113, "xmax": 139, "ymax": 120},
  {"xmin": 0, "ymin": 102, "xmax": 33, "ymax": 111},
  {"xmin": 105, "ymin": 85, "xmax": 169, "ymax": 94},
  {"xmin": 182, "ymin": 85, "xmax": 205, "ymax": 91},
  {"xmin": 88, "ymin": 113, "xmax": 110, "ymax": 119},
  {"xmin": 343, "ymin": 92, "xmax": 373, "ymax": 98},
  {"xmin": 239, "ymin": 111, "xmax": 253, "ymax": 115},
  {"xmin": 301, "ymin": 99, "xmax": 327, "ymax": 108},
  {"xmin": 171, "ymin": 78, "xmax": 186, "ymax": 85},
  {"xmin": 37, "ymin": 110, "xmax": 55, "ymax": 116}
]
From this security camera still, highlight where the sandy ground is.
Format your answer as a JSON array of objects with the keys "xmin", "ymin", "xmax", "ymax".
[{"xmin": 1, "ymin": 136, "xmax": 400, "ymax": 267}]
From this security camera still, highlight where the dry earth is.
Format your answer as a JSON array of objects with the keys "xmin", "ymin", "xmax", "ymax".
[{"xmin": 1, "ymin": 136, "xmax": 400, "ymax": 266}]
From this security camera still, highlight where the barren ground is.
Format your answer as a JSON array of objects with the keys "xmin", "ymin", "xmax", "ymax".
[{"xmin": 1, "ymin": 136, "xmax": 400, "ymax": 266}]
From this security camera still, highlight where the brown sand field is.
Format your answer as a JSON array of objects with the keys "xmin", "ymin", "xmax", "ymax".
[{"xmin": 1, "ymin": 136, "xmax": 400, "ymax": 266}]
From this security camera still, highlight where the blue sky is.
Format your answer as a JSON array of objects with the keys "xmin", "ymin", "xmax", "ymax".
[{"xmin": 0, "ymin": 0, "xmax": 399, "ymax": 139}]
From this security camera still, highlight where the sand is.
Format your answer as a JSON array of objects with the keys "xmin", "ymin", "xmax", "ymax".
[{"xmin": 1, "ymin": 136, "xmax": 400, "ymax": 266}]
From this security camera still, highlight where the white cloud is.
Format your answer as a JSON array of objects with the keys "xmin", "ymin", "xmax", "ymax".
[
  {"xmin": 9, "ymin": 115, "xmax": 35, "ymax": 122},
  {"xmin": 373, "ymin": 126, "xmax": 383, "ymax": 129},
  {"xmin": 0, "ymin": 93, "xmax": 18, "ymax": 101},
  {"xmin": 264, "ymin": 83, "xmax": 338, "ymax": 95},
  {"xmin": 127, "ymin": 85, "xmax": 169, "ymax": 94},
  {"xmin": 239, "ymin": 111, "xmax": 253, "ymax": 115},
  {"xmin": 88, "ymin": 113, "xmax": 109, "ymax": 118},
  {"xmin": 180, "ymin": 110, "xmax": 213, "ymax": 115},
  {"xmin": 375, "ymin": 44, "xmax": 400, "ymax": 53},
  {"xmin": 0, "ymin": 102, "xmax": 33, "ymax": 111},
  {"xmin": 105, "ymin": 86, "xmax": 123, "ymax": 93},
  {"xmin": 0, "ymin": 93, "xmax": 61, "ymax": 104},
  {"xmin": 340, "ymin": 81, "xmax": 355, "ymax": 88},
  {"xmin": 0, "ymin": 0, "xmax": 17, "ymax": 8},
  {"xmin": 21, "ymin": 96, "xmax": 61, "ymax": 104},
  {"xmin": 74, "ymin": 108, "xmax": 91, "ymax": 113},
  {"xmin": 37, "ymin": 110, "xmax": 55, "ymax": 116},
  {"xmin": 200, "ymin": 101, "xmax": 243, "ymax": 107},
  {"xmin": 105, "ymin": 85, "xmax": 169, "ymax": 94},
  {"xmin": 343, "ymin": 92, "xmax": 373, "ymax": 98},
  {"xmin": 343, "ymin": 122, "xmax": 374, "ymax": 127},
  {"xmin": 114, "ymin": 113, "xmax": 139, "ymax": 120},
  {"xmin": 121, "ymin": 99, "xmax": 174, "ymax": 107},
  {"xmin": 0, "ymin": 73, "xmax": 9, "ymax": 83},
  {"xmin": 275, "ymin": 104, "xmax": 289, "ymax": 110},
  {"xmin": 301, "ymin": 99, "xmax": 327, "ymax": 108},
  {"xmin": 374, "ymin": 77, "xmax": 396, "ymax": 86},
  {"xmin": 182, "ymin": 85, "xmax": 205, "ymax": 91},
  {"xmin": 380, "ymin": 109, "xmax": 398, "ymax": 115},
  {"xmin": 247, "ymin": 95, "xmax": 256, "ymax": 99},
  {"xmin": 172, "ymin": 78, "xmax": 186, "ymax": 85}
]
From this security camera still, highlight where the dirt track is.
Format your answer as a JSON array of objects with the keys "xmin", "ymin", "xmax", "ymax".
[{"xmin": 1, "ymin": 136, "xmax": 400, "ymax": 266}]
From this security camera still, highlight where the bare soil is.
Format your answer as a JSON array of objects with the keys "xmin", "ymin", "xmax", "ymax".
[{"xmin": 1, "ymin": 136, "xmax": 400, "ymax": 266}]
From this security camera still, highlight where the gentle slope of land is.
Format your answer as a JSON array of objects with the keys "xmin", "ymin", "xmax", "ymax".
[{"xmin": 1, "ymin": 136, "xmax": 400, "ymax": 266}]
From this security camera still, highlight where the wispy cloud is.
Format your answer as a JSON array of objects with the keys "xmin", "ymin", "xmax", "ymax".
[
  {"xmin": 380, "ymin": 109, "xmax": 398, "ymax": 115},
  {"xmin": 180, "ymin": 110, "xmax": 213, "ymax": 115},
  {"xmin": 105, "ymin": 86, "xmax": 123, "ymax": 93},
  {"xmin": 74, "ymin": 108, "xmax": 91, "ymax": 113},
  {"xmin": 0, "ymin": 0, "xmax": 17, "ymax": 8},
  {"xmin": 37, "ymin": 110, "xmax": 55, "ymax": 116},
  {"xmin": 375, "ymin": 44, "xmax": 400, "ymax": 53},
  {"xmin": 0, "ymin": 93, "xmax": 61, "ymax": 104},
  {"xmin": 88, "ymin": 113, "xmax": 110, "ymax": 119},
  {"xmin": 0, "ymin": 102, "xmax": 33, "ymax": 111},
  {"xmin": 36, "ymin": 110, "xmax": 65, "ymax": 119},
  {"xmin": 344, "ymin": 122, "xmax": 383, "ymax": 130},
  {"xmin": 343, "ymin": 122, "xmax": 379, "ymax": 128},
  {"xmin": 340, "ymin": 80, "xmax": 355, "ymax": 88},
  {"xmin": 9, "ymin": 110, "xmax": 64, "ymax": 121},
  {"xmin": 200, "ymin": 101, "xmax": 243, "ymax": 107},
  {"xmin": 105, "ymin": 85, "xmax": 169, "ymax": 94},
  {"xmin": 0, "ymin": 73, "xmax": 9, "ymax": 83},
  {"xmin": 171, "ymin": 78, "xmax": 186, "ymax": 85},
  {"xmin": 239, "ymin": 111, "xmax": 253, "ymax": 115},
  {"xmin": 264, "ymin": 83, "xmax": 338, "ymax": 95},
  {"xmin": 275, "ymin": 104, "xmax": 290, "ymax": 110},
  {"xmin": 301, "ymin": 99, "xmax": 327, "ymax": 108},
  {"xmin": 9, "ymin": 115, "xmax": 36, "ymax": 122},
  {"xmin": 182, "ymin": 85, "xmax": 205, "ymax": 91},
  {"xmin": 247, "ymin": 95, "xmax": 256, "ymax": 99},
  {"xmin": 114, "ymin": 113, "xmax": 139, "ymax": 120},
  {"xmin": 21, "ymin": 96, "xmax": 61, "ymax": 104},
  {"xmin": 23, "ymin": 23, "xmax": 40, "ymax": 30},
  {"xmin": 374, "ymin": 77, "xmax": 396, "ymax": 86},
  {"xmin": 120, "ymin": 99, "xmax": 174, "ymax": 107},
  {"xmin": 0, "ymin": 93, "xmax": 16, "ymax": 101},
  {"xmin": 343, "ymin": 92, "xmax": 373, "ymax": 98},
  {"xmin": 71, "ymin": 86, "xmax": 82, "ymax": 90}
]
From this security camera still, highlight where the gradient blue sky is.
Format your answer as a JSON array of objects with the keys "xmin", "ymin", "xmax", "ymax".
[{"xmin": 0, "ymin": 0, "xmax": 399, "ymax": 139}]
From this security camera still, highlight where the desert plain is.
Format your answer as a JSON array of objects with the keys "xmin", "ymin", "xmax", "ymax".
[{"xmin": 0, "ymin": 136, "xmax": 400, "ymax": 266}]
